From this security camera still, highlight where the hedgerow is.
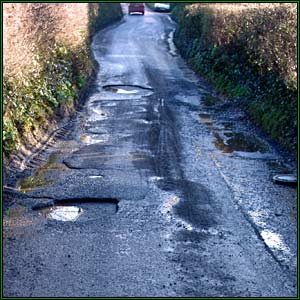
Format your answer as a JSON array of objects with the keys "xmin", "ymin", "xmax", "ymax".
[
  {"xmin": 173, "ymin": 3, "xmax": 297, "ymax": 152},
  {"xmin": 3, "ymin": 44, "xmax": 89, "ymax": 153},
  {"xmin": 3, "ymin": 3, "xmax": 122, "ymax": 156}
]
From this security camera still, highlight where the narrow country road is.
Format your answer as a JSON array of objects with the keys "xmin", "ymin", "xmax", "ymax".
[{"xmin": 3, "ymin": 7, "xmax": 297, "ymax": 297}]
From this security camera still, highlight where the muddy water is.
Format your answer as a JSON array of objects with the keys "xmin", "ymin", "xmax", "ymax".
[
  {"xmin": 198, "ymin": 111, "xmax": 269, "ymax": 154},
  {"xmin": 273, "ymin": 174, "xmax": 297, "ymax": 185},
  {"xmin": 36, "ymin": 200, "xmax": 118, "ymax": 222},
  {"xmin": 213, "ymin": 132, "xmax": 269, "ymax": 153},
  {"xmin": 17, "ymin": 152, "xmax": 68, "ymax": 191},
  {"xmin": 39, "ymin": 206, "xmax": 83, "ymax": 221},
  {"xmin": 80, "ymin": 134, "xmax": 109, "ymax": 145}
]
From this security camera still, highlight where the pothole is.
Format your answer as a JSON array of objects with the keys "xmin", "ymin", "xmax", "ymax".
[
  {"xmin": 34, "ymin": 198, "xmax": 119, "ymax": 221},
  {"xmin": 199, "ymin": 113, "xmax": 213, "ymax": 129},
  {"xmin": 89, "ymin": 175, "xmax": 104, "ymax": 179},
  {"xmin": 135, "ymin": 119, "xmax": 152, "ymax": 124},
  {"xmin": 86, "ymin": 109, "xmax": 109, "ymax": 122},
  {"xmin": 103, "ymin": 84, "xmax": 153, "ymax": 95},
  {"xmin": 40, "ymin": 206, "xmax": 83, "ymax": 221},
  {"xmin": 213, "ymin": 132, "xmax": 269, "ymax": 153},
  {"xmin": 80, "ymin": 134, "xmax": 109, "ymax": 145},
  {"xmin": 17, "ymin": 152, "xmax": 68, "ymax": 191},
  {"xmin": 91, "ymin": 108, "xmax": 109, "ymax": 117},
  {"xmin": 273, "ymin": 174, "xmax": 297, "ymax": 186}
]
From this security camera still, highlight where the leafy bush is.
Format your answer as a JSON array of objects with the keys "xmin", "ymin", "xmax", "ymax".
[
  {"xmin": 3, "ymin": 3, "xmax": 123, "ymax": 156},
  {"xmin": 173, "ymin": 3, "xmax": 297, "ymax": 152},
  {"xmin": 3, "ymin": 44, "xmax": 83, "ymax": 153},
  {"xmin": 89, "ymin": 3, "xmax": 123, "ymax": 35}
]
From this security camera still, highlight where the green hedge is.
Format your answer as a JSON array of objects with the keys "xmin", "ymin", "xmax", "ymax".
[
  {"xmin": 173, "ymin": 3, "xmax": 297, "ymax": 152},
  {"xmin": 3, "ymin": 3, "xmax": 122, "ymax": 156},
  {"xmin": 89, "ymin": 3, "xmax": 123, "ymax": 34}
]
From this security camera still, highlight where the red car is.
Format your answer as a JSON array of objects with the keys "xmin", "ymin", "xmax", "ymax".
[{"xmin": 128, "ymin": 3, "xmax": 145, "ymax": 15}]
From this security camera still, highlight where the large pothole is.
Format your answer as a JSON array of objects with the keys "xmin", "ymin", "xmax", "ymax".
[
  {"xmin": 33, "ymin": 198, "xmax": 119, "ymax": 221},
  {"xmin": 102, "ymin": 84, "xmax": 153, "ymax": 95},
  {"xmin": 213, "ymin": 132, "xmax": 269, "ymax": 153}
]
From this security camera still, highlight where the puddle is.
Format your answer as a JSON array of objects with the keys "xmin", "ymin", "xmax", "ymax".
[
  {"xmin": 149, "ymin": 176, "xmax": 164, "ymax": 182},
  {"xmin": 35, "ymin": 198, "xmax": 119, "ymax": 221},
  {"xmin": 117, "ymin": 88, "xmax": 138, "ymax": 94},
  {"xmin": 18, "ymin": 173, "xmax": 52, "ymax": 191},
  {"xmin": 199, "ymin": 113, "xmax": 213, "ymax": 129},
  {"xmin": 135, "ymin": 119, "xmax": 151, "ymax": 124},
  {"xmin": 91, "ymin": 108, "xmax": 109, "ymax": 117},
  {"xmin": 213, "ymin": 132, "xmax": 269, "ymax": 153},
  {"xmin": 273, "ymin": 174, "xmax": 297, "ymax": 186},
  {"xmin": 17, "ymin": 152, "xmax": 67, "ymax": 191},
  {"xmin": 80, "ymin": 134, "xmax": 109, "ymax": 145},
  {"xmin": 103, "ymin": 84, "xmax": 152, "ymax": 95},
  {"xmin": 40, "ymin": 206, "xmax": 83, "ymax": 221},
  {"xmin": 85, "ymin": 108, "xmax": 109, "ymax": 123}
]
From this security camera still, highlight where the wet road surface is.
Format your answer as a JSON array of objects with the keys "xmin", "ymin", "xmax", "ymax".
[{"xmin": 3, "ymin": 7, "xmax": 297, "ymax": 297}]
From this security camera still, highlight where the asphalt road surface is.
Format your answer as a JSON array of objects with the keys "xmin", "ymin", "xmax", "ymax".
[{"xmin": 3, "ymin": 7, "xmax": 297, "ymax": 297}]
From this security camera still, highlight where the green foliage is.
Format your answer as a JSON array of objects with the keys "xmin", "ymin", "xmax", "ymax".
[
  {"xmin": 202, "ymin": 94, "xmax": 220, "ymax": 106},
  {"xmin": 76, "ymin": 74, "xmax": 87, "ymax": 89},
  {"xmin": 3, "ymin": 3, "xmax": 122, "ymax": 156},
  {"xmin": 3, "ymin": 117, "xmax": 20, "ymax": 152},
  {"xmin": 173, "ymin": 3, "xmax": 297, "ymax": 152},
  {"xmin": 89, "ymin": 3, "xmax": 122, "ymax": 35},
  {"xmin": 3, "ymin": 44, "xmax": 87, "ymax": 155}
]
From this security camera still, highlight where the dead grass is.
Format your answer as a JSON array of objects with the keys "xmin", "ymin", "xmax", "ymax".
[{"xmin": 3, "ymin": 3, "xmax": 90, "ymax": 78}]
